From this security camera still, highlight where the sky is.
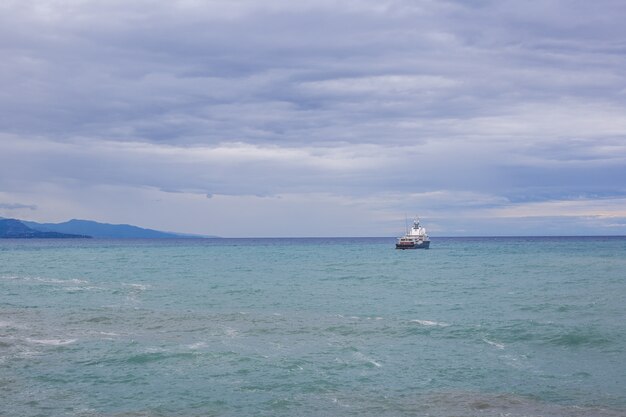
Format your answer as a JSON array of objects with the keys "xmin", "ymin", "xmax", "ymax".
[{"xmin": 1, "ymin": 0, "xmax": 626, "ymax": 237}]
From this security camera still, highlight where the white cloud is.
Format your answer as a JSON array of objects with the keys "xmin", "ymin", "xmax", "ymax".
[
  {"xmin": 300, "ymin": 75, "xmax": 459, "ymax": 96},
  {"xmin": 486, "ymin": 197, "xmax": 626, "ymax": 219}
]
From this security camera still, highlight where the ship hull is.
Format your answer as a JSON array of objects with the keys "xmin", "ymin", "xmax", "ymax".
[{"xmin": 395, "ymin": 240, "xmax": 430, "ymax": 249}]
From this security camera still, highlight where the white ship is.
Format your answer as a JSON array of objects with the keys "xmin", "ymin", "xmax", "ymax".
[{"xmin": 396, "ymin": 217, "xmax": 430, "ymax": 249}]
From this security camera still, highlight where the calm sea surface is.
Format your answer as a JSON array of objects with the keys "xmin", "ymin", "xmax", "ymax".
[{"xmin": 1, "ymin": 237, "xmax": 625, "ymax": 416}]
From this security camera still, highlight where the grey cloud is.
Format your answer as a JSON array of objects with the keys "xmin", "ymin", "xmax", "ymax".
[
  {"xmin": 1, "ymin": 134, "xmax": 623, "ymax": 205},
  {"xmin": 3, "ymin": 0, "xmax": 624, "ymax": 147},
  {"xmin": 0, "ymin": 202, "xmax": 37, "ymax": 210},
  {"xmin": 1, "ymin": 0, "xmax": 626, "ymax": 235}
]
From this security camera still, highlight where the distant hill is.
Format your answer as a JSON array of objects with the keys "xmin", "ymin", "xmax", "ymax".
[
  {"xmin": 0, "ymin": 219, "xmax": 90, "ymax": 238},
  {"xmin": 22, "ymin": 219, "xmax": 208, "ymax": 239}
]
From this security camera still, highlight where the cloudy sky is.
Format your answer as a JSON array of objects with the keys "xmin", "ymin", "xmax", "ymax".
[{"xmin": 1, "ymin": 0, "xmax": 625, "ymax": 236}]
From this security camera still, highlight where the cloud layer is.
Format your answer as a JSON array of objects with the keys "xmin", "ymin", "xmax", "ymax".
[{"xmin": 1, "ymin": 0, "xmax": 625, "ymax": 235}]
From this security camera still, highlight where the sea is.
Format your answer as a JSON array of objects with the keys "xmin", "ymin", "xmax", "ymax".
[{"xmin": 1, "ymin": 236, "xmax": 625, "ymax": 417}]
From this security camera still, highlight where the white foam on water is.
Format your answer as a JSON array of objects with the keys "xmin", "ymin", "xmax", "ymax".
[
  {"xmin": 2, "ymin": 275, "xmax": 88, "ymax": 285},
  {"xmin": 483, "ymin": 338, "xmax": 505, "ymax": 349},
  {"xmin": 97, "ymin": 332, "xmax": 120, "ymax": 339},
  {"xmin": 65, "ymin": 286, "xmax": 103, "ymax": 292},
  {"xmin": 36, "ymin": 277, "xmax": 88, "ymax": 284},
  {"xmin": 329, "ymin": 396, "xmax": 352, "ymax": 409},
  {"xmin": 222, "ymin": 326, "xmax": 238, "ymax": 337},
  {"xmin": 501, "ymin": 353, "xmax": 529, "ymax": 370},
  {"xmin": 144, "ymin": 346, "xmax": 167, "ymax": 354},
  {"xmin": 123, "ymin": 283, "xmax": 149, "ymax": 291},
  {"xmin": 17, "ymin": 347, "xmax": 42, "ymax": 358},
  {"xmin": 0, "ymin": 275, "xmax": 19, "ymax": 280},
  {"xmin": 410, "ymin": 319, "xmax": 450, "ymax": 327},
  {"xmin": 27, "ymin": 338, "xmax": 77, "ymax": 346},
  {"xmin": 353, "ymin": 352, "xmax": 382, "ymax": 368},
  {"xmin": 187, "ymin": 341, "xmax": 207, "ymax": 350}
]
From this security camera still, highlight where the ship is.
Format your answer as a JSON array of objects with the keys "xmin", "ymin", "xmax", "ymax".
[{"xmin": 395, "ymin": 217, "xmax": 430, "ymax": 249}]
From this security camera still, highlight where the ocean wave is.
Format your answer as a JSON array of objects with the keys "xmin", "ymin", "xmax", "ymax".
[
  {"xmin": 1, "ymin": 275, "xmax": 88, "ymax": 285},
  {"xmin": 123, "ymin": 283, "xmax": 150, "ymax": 291},
  {"xmin": 65, "ymin": 285, "xmax": 104, "ymax": 292},
  {"xmin": 483, "ymin": 338, "xmax": 505, "ymax": 349},
  {"xmin": 487, "ymin": 322, "xmax": 615, "ymax": 348},
  {"xmin": 39, "ymin": 277, "xmax": 88, "ymax": 285},
  {"xmin": 26, "ymin": 338, "xmax": 77, "ymax": 346},
  {"xmin": 221, "ymin": 326, "xmax": 239, "ymax": 338},
  {"xmin": 0, "ymin": 275, "xmax": 19, "ymax": 280},
  {"xmin": 126, "ymin": 350, "xmax": 198, "ymax": 365},
  {"xmin": 186, "ymin": 341, "xmax": 207, "ymax": 350},
  {"xmin": 412, "ymin": 391, "xmax": 626, "ymax": 417},
  {"xmin": 312, "ymin": 390, "xmax": 626, "ymax": 417},
  {"xmin": 98, "ymin": 331, "xmax": 120, "ymax": 337},
  {"xmin": 410, "ymin": 319, "xmax": 450, "ymax": 327},
  {"xmin": 547, "ymin": 331, "xmax": 613, "ymax": 347},
  {"xmin": 83, "ymin": 316, "xmax": 113, "ymax": 323},
  {"xmin": 353, "ymin": 352, "xmax": 382, "ymax": 368}
]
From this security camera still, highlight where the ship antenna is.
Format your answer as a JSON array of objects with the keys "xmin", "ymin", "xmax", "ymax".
[{"xmin": 405, "ymin": 214, "xmax": 408, "ymax": 234}]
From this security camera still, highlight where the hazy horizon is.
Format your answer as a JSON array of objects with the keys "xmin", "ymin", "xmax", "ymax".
[{"xmin": 4, "ymin": 216, "xmax": 626, "ymax": 239}]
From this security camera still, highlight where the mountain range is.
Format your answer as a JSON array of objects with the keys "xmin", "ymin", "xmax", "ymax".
[
  {"xmin": 0, "ymin": 218, "xmax": 90, "ymax": 238},
  {"xmin": 0, "ymin": 218, "xmax": 212, "ymax": 239}
]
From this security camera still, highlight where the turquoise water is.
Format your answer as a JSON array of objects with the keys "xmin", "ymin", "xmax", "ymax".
[{"xmin": 1, "ymin": 237, "xmax": 625, "ymax": 416}]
